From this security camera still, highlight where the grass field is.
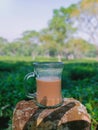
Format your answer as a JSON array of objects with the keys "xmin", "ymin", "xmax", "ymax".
[{"xmin": 0, "ymin": 56, "xmax": 98, "ymax": 130}]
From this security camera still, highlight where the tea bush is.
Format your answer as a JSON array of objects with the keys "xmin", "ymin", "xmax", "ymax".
[
  {"xmin": 0, "ymin": 57, "xmax": 98, "ymax": 129},
  {"xmin": 62, "ymin": 62, "xmax": 98, "ymax": 129}
]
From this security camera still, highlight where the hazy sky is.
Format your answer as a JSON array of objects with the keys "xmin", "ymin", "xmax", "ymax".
[{"xmin": 0, "ymin": 0, "xmax": 80, "ymax": 41}]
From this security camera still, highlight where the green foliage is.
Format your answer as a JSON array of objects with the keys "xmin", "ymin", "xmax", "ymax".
[
  {"xmin": 0, "ymin": 57, "xmax": 98, "ymax": 129},
  {"xmin": 62, "ymin": 62, "xmax": 98, "ymax": 130}
]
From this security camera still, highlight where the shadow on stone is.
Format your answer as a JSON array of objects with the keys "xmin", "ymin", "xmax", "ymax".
[
  {"xmin": 61, "ymin": 120, "xmax": 91, "ymax": 130},
  {"xmin": 12, "ymin": 98, "xmax": 91, "ymax": 130},
  {"xmin": 23, "ymin": 102, "xmax": 77, "ymax": 130}
]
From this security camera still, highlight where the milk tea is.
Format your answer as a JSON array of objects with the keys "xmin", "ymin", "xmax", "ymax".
[{"xmin": 36, "ymin": 77, "xmax": 62, "ymax": 106}]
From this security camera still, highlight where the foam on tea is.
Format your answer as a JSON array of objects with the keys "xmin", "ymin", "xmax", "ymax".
[{"xmin": 36, "ymin": 77, "xmax": 62, "ymax": 106}]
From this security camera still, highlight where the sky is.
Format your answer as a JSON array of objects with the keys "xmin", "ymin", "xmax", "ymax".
[{"xmin": 0, "ymin": 0, "xmax": 80, "ymax": 42}]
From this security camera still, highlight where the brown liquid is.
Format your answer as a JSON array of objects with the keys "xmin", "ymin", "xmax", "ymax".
[{"xmin": 36, "ymin": 77, "xmax": 62, "ymax": 106}]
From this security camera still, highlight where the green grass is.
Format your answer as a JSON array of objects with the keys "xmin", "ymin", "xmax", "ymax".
[
  {"xmin": 0, "ymin": 56, "xmax": 97, "ymax": 62},
  {"xmin": 0, "ymin": 56, "xmax": 98, "ymax": 130},
  {"xmin": 0, "ymin": 56, "xmax": 58, "ymax": 62}
]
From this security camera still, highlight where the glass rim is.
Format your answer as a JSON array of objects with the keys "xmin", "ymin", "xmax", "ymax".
[{"xmin": 33, "ymin": 62, "xmax": 64, "ymax": 67}]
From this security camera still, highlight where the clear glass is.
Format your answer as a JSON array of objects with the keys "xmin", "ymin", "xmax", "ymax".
[{"xmin": 24, "ymin": 62, "xmax": 64, "ymax": 108}]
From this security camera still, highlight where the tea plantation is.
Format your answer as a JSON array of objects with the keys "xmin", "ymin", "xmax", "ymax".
[{"xmin": 0, "ymin": 57, "xmax": 98, "ymax": 130}]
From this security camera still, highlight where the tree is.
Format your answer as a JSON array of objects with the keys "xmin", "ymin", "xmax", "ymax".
[
  {"xmin": 14, "ymin": 31, "xmax": 40, "ymax": 58},
  {"xmin": 39, "ymin": 8, "xmax": 73, "ymax": 60},
  {"xmin": 46, "ymin": 6, "xmax": 80, "ymax": 60},
  {"xmin": 21, "ymin": 30, "xmax": 39, "ymax": 44},
  {"xmin": 0, "ymin": 37, "xmax": 9, "ymax": 55},
  {"xmin": 53, "ymin": 0, "xmax": 98, "ymax": 58},
  {"xmin": 67, "ymin": 0, "xmax": 98, "ymax": 45},
  {"xmin": 65, "ymin": 38, "xmax": 96, "ymax": 59},
  {"xmin": 39, "ymin": 28, "xmax": 56, "ymax": 57}
]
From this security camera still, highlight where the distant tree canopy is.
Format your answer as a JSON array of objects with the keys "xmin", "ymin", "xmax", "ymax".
[{"xmin": 0, "ymin": 0, "xmax": 97, "ymax": 59}]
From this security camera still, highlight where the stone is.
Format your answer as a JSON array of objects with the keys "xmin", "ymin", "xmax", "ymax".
[{"xmin": 12, "ymin": 98, "xmax": 91, "ymax": 130}]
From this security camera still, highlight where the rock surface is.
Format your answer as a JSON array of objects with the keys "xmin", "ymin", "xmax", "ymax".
[{"xmin": 12, "ymin": 98, "xmax": 91, "ymax": 130}]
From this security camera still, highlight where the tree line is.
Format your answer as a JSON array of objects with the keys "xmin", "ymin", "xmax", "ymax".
[{"xmin": 0, "ymin": 0, "xmax": 98, "ymax": 60}]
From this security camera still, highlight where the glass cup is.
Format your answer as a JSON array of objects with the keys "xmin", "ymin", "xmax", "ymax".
[{"xmin": 24, "ymin": 62, "xmax": 64, "ymax": 108}]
